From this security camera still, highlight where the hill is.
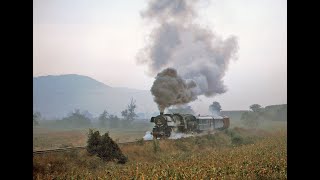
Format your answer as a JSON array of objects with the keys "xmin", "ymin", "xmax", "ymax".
[{"xmin": 33, "ymin": 74, "xmax": 158, "ymax": 119}]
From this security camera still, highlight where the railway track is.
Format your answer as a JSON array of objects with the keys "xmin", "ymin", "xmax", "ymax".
[
  {"xmin": 33, "ymin": 146, "xmax": 86, "ymax": 155},
  {"xmin": 33, "ymin": 141, "xmax": 142, "ymax": 155}
]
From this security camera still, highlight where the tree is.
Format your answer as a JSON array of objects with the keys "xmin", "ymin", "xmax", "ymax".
[
  {"xmin": 109, "ymin": 115, "xmax": 120, "ymax": 128},
  {"xmin": 82, "ymin": 110, "xmax": 94, "ymax": 120},
  {"xmin": 209, "ymin": 101, "xmax": 222, "ymax": 115},
  {"xmin": 62, "ymin": 109, "xmax": 91, "ymax": 127},
  {"xmin": 250, "ymin": 104, "xmax": 262, "ymax": 112},
  {"xmin": 121, "ymin": 98, "xmax": 137, "ymax": 121},
  {"xmin": 99, "ymin": 110, "xmax": 109, "ymax": 127},
  {"xmin": 33, "ymin": 112, "xmax": 41, "ymax": 126}
]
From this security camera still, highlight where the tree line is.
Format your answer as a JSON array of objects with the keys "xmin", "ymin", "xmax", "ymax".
[
  {"xmin": 33, "ymin": 98, "xmax": 138, "ymax": 128},
  {"xmin": 34, "ymin": 99, "xmax": 286, "ymax": 129}
]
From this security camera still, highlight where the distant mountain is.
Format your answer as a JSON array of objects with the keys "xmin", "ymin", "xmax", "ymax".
[{"xmin": 33, "ymin": 74, "xmax": 158, "ymax": 119}]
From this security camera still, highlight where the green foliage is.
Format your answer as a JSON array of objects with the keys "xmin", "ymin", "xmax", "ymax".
[
  {"xmin": 98, "ymin": 110, "xmax": 108, "ymax": 127},
  {"xmin": 231, "ymin": 134, "xmax": 244, "ymax": 145},
  {"xmin": 225, "ymin": 128, "xmax": 256, "ymax": 146},
  {"xmin": 87, "ymin": 129, "xmax": 101, "ymax": 155},
  {"xmin": 250, "ymin": 104, "xmax": 262, "ymax": 112},
  {"xmin": 61, "ymin": 109, "xmax": 92, "ymax": 128},
  {"xmin": 86, "ymin": 129, "xmax": 127, "ymax": 164}
]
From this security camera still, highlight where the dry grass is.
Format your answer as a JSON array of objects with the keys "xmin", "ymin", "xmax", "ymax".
[
  {"xmin": 33, "ymin": 127, "xmax": 287, "ymax": 179},
  {"xmin": 33, "ymin": 128, "xmax": 148, "ymax": 150},
  {"xmin": 33, "ymin": 129, "xmax": 87, "ymax": 150}
]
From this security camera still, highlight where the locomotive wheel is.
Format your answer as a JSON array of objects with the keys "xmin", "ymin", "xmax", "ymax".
[
  {"xmin": 166, "ymin": 132, "xmax": 171, "ymax": 138},
  {"xmin": 165, "ymin": 128, "xmax": 172, "ymax": 137}
]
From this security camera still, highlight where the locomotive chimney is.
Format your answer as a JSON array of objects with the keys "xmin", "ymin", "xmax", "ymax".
[{"xmin": 160, "ymin": 112, "xmax": 164, "ymax": 115}]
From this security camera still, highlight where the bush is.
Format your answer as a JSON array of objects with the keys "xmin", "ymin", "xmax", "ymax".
[
  {"xmin": 86, "ymin": 129, "xmax": 127, "ymax": 164},
  {"xmin": 225, "ymin": 128, "xmax": 255, "ymax": 146},
  {"xmin": 87, "ymin": 129, "xmax": 101, "ymax": 155},
  {"xmin": 231, "ymin": 135, "xmax": 244, "ymax": 145}
]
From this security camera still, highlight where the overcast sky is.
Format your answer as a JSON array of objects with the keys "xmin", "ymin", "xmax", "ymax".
[{"xmin": 33, "ymin": 0, "xmax": 287, "ymax": 112}]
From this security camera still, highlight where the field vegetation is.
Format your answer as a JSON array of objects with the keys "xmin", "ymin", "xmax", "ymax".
[{"xmin": 34, "ymin": 122, "xmax": 287, "ymax": 179}]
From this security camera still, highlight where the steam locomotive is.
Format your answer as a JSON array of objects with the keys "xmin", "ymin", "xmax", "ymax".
[{"xmin": 150, "ymin": 112, "xmax": 230, "ymax": 139}]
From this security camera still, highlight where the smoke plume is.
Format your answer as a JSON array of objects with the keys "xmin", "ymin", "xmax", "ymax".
[
  {"xmin": 138, "ymin": 0, "xmax": 238, "ymax": 111},
  {"xmin": 151, "ymin": 68, "xmax": 197, "ymax": 112}
]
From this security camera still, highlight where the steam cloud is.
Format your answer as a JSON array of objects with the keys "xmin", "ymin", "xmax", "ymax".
[
  {"xmin": 138, "ymin": 0, "xmax": 239, "ymax": 111},
  {"xmin": 143, "ymin": 131, "xmax": 153, "ymax": 140},
  {"xmin": 142, "ymin": 131, "xmax": 208, "ymax": 140}
]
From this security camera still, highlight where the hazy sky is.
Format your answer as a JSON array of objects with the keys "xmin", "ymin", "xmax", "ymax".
[{"xmin": 33, "ymin": 0, "xmax": 287, "ymax": 112}]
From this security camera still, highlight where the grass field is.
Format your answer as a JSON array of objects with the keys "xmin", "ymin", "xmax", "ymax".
[
  {"xmin": 33, "ymin": 121, "xmax": 287, "ymax": 179},
  {"xmin": 33, "ymin": 121, "xmax": 153, "ymax": 150}
]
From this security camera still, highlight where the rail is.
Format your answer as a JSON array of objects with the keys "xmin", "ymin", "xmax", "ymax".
[{"xmin": 33, "ymin": 141, "xmax": 141, "ymax": 155}]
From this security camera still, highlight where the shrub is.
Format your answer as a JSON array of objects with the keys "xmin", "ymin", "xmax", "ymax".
[
  {"xmin": 87, "ymin": 129, "xmax": 101, "ymax": 155},
  {"xmin": 231, "ymin": 135, "xmax": 244, "ymax": 145},
  {"xmin": 86, "ymin": 129, "xmax": 127, "ymax": 164}
]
